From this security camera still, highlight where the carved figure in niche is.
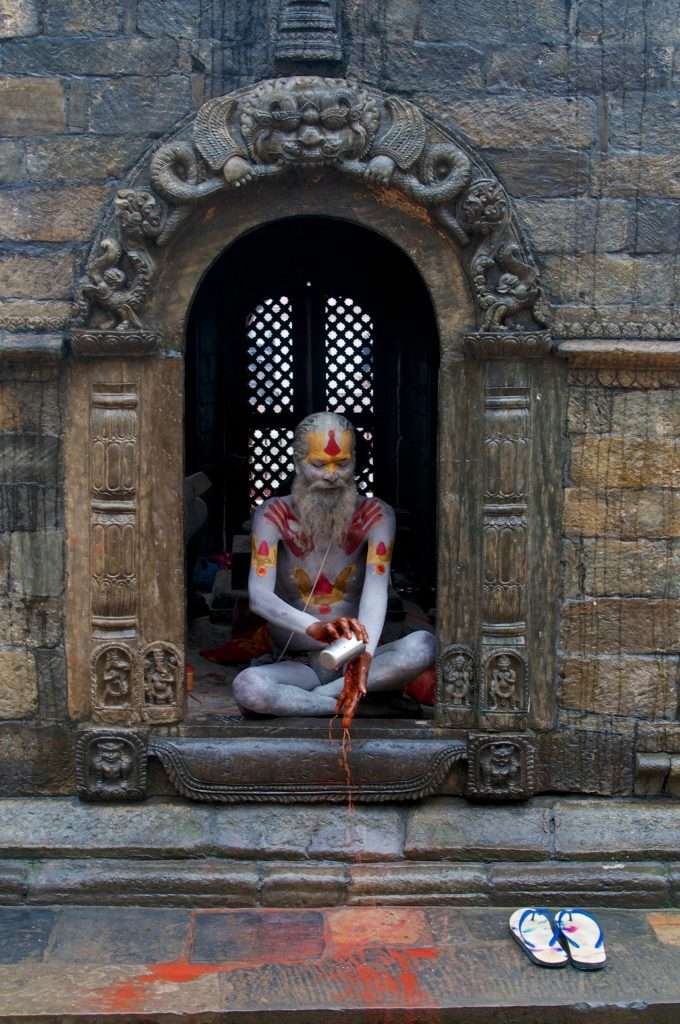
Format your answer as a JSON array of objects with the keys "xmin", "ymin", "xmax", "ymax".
[
  {"xmin": 442, "ymin": 649, "xmax": 474, "ymax": 707},
  {"xmin": 143, "ymin": 644, "xmax": 180, "ymax": 706},
  {"xmin": 77, "ymin": 731, "xmax": 147, "ymax": 801},
  {"xmin": 233, "ymin": 412, "xmax": 435, "ymax": 728},
  {"xmin": 479, "ymin": 740, "xmax": 521, "ymax": 791},
  {"xmin": 487, "ymin": 652, "xmax": 522, "ymax": 711},
  {"xmin": 93, "ymin": 645, "xmax": 132, "ymax": 707}
]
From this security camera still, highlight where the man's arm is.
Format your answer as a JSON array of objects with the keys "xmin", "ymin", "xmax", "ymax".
[
  {"xmin": 357, "ymin": 501, "xmax": 395, "ymax": 655},
  {"xmin": 248, "ymin": 504, "xmax": 319, "ymax": 636}
]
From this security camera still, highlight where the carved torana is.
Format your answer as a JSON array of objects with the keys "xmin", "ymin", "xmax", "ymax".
[
  {"xmin": 466, "ymin": 734, "xmax": 536, "ymax": 800},
  {"xmin": 76, "ymin": 730, "xmax": 148, "ymax": 801}
]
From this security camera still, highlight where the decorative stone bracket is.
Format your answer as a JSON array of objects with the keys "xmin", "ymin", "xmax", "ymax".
[{"xmin": 72, "ymin": 76, "xmax": 550, "ymax": 354}]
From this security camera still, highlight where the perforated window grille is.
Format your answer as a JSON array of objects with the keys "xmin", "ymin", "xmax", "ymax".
[{"xmin": 246, "ymin": 293, "xmax": 375, "ymax": 505}]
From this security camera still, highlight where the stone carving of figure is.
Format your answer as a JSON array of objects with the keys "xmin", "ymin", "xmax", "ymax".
[
  {"xmin": 489, "ymin": 653, "xmax": 519, "ymax": 710},
  {"xmin": 100, "ymin": 648, "xmax": 130, "ymax": 705},
  {"xmin": 93, "ymin": 738, "xmax": 132, "ymax": 791},
  {"xmin": 144, "ymin": 648, "xmax": 177, "ymax": 705},
  {"xmin": 479, "ymin": 740, "xmax": 521, "ymax": 791},
  {"xmin": 443, "ymin": 653, "xmax": 473, "ymax": 707},
  {"xmin": 233, "ymin": 411, "xmax": 435, "ymax": 726}
]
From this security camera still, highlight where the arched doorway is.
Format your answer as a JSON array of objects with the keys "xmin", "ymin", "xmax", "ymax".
[{"xmin": 185, "ymin": 216, "xmax": 440, "ymax": 715}]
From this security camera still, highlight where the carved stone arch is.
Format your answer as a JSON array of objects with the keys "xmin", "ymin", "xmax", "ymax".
[{"xmin": 65, "ymin": 77, "xmax": 562, "ymax": 804}]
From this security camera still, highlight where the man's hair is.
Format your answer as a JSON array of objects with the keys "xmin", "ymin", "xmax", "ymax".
[{"xmin": 292, "ymin": 411, "xmax": 355, "ymax": 466}]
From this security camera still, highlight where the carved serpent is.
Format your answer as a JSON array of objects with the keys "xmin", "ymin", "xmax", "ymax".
[
  {"xmin": 150, "ymin": 142, "xmax": 225, "ymax": 204},
  {"xmin": 394, "ymin": 143, "xmax": 471, "ymax": 207}
]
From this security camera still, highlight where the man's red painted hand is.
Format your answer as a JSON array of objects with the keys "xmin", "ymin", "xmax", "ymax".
[
  {"xmin": 306, "ymin": 617, "xmax": 368, "ymax": 645},
  {"xmin": 336, "ymin": 652, "xmax": 372, "ymax": 730}
]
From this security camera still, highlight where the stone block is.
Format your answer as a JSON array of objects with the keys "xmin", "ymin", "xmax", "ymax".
[
  {"xmin": 87, "ymin": 75, "xmax": 193, "ymax": 136},
  {"xmin": 44, "ymin": 0, "xmax": 120, "ymax": 33},
  {"xmin": 483, "ymin": 147, "xmax": 590, "ymax": 198},
  {"xmin": 0, "ymin": 140, "xmax": 23, "ymax": 184},
  {"xmin": 9, "ymin": 530, "xmax": 64, "ymax": 598},
  {"xmin": 404, "ymin": 797, "xmax": 551, "ymax": 861},
  {"xmin": 487, "ymin": 43, "xmax": 674, "ymax": 94},
  {"xmin": 0, "ymin": 186, "xmax": 108, "ymax": 242},
  {"xmin": 489, "ymin": 861, "xmax": 670, "ymax": 908},
  {"xmin": 515, "ymin": 199, "xmax": 629, "ymax": 255},
  {"xmin": 0, "ymin": 861, "xmax": 28, "ymax": 902},
  {"xmin": 25, "ymin": 136, "xmax": 144, "ymax": 182},
  {"xmin": 635, "ymin": 753, "xmax": 671, "ymax": 796},
  {"xmin": 0, "ymin": 0, "xmax": 38, "ymax": 37},
  {"xmin": 260, "ymin": 864, "xmax": 348, "ymax": 907},
  {"xmin": 0, "ymin": 596, "xmax": 63, "ymax": 648},
  {"xmin": 667, "ymin": 757, "xmax": 680, "ymax": 799},
  {"xmin": 0, "ymin": 723, "xmax": 73, "ymax": 795},
  {"xmin": 0, "ymin": 648, "xmax": 37, "ymax": 718},
  {"xmin": 579, "ymin": 538, "xmax": 679, "ymax": 598},
  {"xmin": 385, "ymin": 0, "xmax": 419, "ymax": 40},
  {"xmin": 611, "ymin": 391, "xmax": 680, "ymax": 438},
  {"xmin": 0, "ymin": 483, "xmax": 63, "ymax": 533},
  {"xmin": 536, "ymin": 727, "xmax": 634, "ymax": 796},
  {"xmin": 191, "ymin": 909, "xmax": 324, "ymax": 963},
  {"xmin": 560, "ymin": 656, "xmax": 679, "ymax": 719},
  {"xmin": 567, "ymin": 387, "xmax": 612, "ymax": 434},
  {"xmin": 384, "ymin": 42, "xmax": 483, "ymax": 92},
  {"xmin": 0, "ymin": 299, "xmax": 73, "ymax": 330},
  {"xmin": 554, "ymin": 799, "xmax": 680, "ymax": 860},
  {"xmin": 211, "ymin": 805, "xmax": 405, "ymax": 861},
  {"xmin": 0, "ymin": 381, "xmax": 61, "ymax": 435},
  {"xmin": 609, "ymin": 93, "xmax": 680, "ymax": 155},
  {"xmin": 638, "ymin": 723, "xmax": 680, "ymax": 753},
  {"xmin": 570, "ymin": 436, "xmax": 680, "ymax": 489},
  {"xmin": 564, "ymin": 487, "xmax": 680, "ymax": 540},
  {"xmin": 595, "ymin": 153, "xmax": 680, "ymax": 199},
  {"xmin": 0, "ymin": 907, "xmax": 55, "ymax": 962},
  {"xmin": 0, "ymin": 435, "xmax": 60, "ymax": 486},
  {"xmin": 418, "ymin": 95, "xmax": 595, "ymax": 149},
  {"xmin": 28, "ymin": 858, "xmax": 259, "ymax": 906},
  {"xmin": 0, "ymin": 78, "xmax": 64, "ymax": 136},
  {"xmin": 349, "ymin": 863, "xmax": 489, "ymax": 905},
  {"xmin": 46, "ymin": 907, "xmax": 190, "ymax": 963},
  {"xmin": 33, "ymin": 648, "xmax": 66, "ymax": 722},
  {"xmin": 419, "ymin": 0, "xmax": 567, "ymax": 45},
  {"xmin": 633, "ymin": 200, "xmax": 680, "ymax": 254},
  {"xmin": 0, "ymin": 254, "xmax": 73, "ymax": 301},
  {"xmin": 544, "ymin": 254, "xmax": 674, "ymax": 306},
  {"xmin": 575, "ymin": 2, "xmax": 680, "ymax": 45},
  {"xmin": 561, "ymin": 599, "xmax": 680, "ymax": 656},
  {"xmin": 137, "ymin": 0, "xmax": 202, "ymax": 40},
  {"xmin": 0, "ymin": 36, "xmax": 179, "ymax": 76}
]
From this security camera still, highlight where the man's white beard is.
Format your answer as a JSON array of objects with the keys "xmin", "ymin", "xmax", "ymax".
[{"xmin": 292, "ymin": 474, "xmax": 358, "ymax": 550}]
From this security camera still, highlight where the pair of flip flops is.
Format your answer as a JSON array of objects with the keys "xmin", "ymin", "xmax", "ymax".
[{"xmin": 509, "ymin": 908, "xmax": 606, "ymax": 970}]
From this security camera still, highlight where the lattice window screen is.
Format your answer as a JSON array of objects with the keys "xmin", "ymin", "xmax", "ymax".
[
  {"xmin": 246, "ymin": 297, "xmax": 294, "ymax": 416},
  {"xmin": 248, "ymin": 427, "xmax": 296, "ymax": 505}
]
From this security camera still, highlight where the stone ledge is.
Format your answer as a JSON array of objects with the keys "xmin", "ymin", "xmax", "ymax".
[
  {"xmin": 0, "ymin": 332, "xmax": 64, "ymax": 361},
  {"xmin": 559, "ymin": 338, "xmax": 680, "ymax": 367}
]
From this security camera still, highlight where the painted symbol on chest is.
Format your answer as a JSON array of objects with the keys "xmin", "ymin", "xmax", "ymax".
[{"xmin": 293, "ymin": 565, "xmax": 355, "ymax": 614}]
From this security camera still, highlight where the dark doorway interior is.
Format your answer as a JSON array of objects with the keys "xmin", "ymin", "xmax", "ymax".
[{"xmin": 184, "ymin": 216, "xmax": 439, "ymax": 717}]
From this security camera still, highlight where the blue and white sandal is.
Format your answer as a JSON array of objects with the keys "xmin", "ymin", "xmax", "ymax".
[
  {"xmin": 509, "ymin": 908, "xmax": 568, "ymax": 968},
  {"xmin": 555, "ymin": 909, "xmax": 606, "ymax": 971}
]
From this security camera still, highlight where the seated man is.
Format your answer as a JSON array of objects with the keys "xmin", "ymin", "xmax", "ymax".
[{"xmin": 233, "ymin": 411, "xmax": 435, "ymax": 720}]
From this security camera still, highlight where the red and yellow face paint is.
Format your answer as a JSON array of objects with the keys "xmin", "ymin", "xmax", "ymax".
[
  {"xmin": 251, "ymin": 536, "xmax": 277, "ymax": 577},
  {"xmin": 367, "ymin": 539, "xmax": 393, "ymax": 576},
  {"xmin": 304, "ymin": 428, "xmax": 353, "ymax": 473}
]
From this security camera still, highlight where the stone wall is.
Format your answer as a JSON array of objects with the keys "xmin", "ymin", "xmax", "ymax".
[{"xmin": 1, "ymin": 0, "xmax": 680, "ymax": 792}]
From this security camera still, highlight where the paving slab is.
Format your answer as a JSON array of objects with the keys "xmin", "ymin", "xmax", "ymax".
[{"xmin": 0, "ymin": 905, "xmax": 678, "ymax": 1021}]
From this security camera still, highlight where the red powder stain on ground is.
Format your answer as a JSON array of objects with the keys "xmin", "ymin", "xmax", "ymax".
[
  {"xmin": 332, "ymin": 947, "xmax": 439, "ymax": 1009},
  {"xmin": 92, "ymin": 960, "xmax": 224, "ymax": 1012}
]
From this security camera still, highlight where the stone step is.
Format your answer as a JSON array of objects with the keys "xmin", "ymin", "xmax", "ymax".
[{"xmin": 0, "ymin": 905, "xmax": 679, "ymax": 1021}]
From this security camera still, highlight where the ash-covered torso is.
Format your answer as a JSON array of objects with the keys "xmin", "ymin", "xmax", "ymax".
[{"xmin": 251, "ymin": 493, "xmax": 393, "ymax": 652}]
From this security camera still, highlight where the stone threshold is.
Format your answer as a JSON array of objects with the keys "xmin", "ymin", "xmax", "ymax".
[{"xmin": 0, "ymin": 857, "xmax": 677, "ymax": 908}]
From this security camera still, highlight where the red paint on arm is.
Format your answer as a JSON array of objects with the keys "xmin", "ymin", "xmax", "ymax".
[{"xmin": 343, "ymin": 498, "xmax": 384, "ymax": 554}]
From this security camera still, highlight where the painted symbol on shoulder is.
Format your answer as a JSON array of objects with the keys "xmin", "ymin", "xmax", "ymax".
[
  {"xmin": 251, "ymin": 535, "xmax": 277, "ymax": 576},
  {"xmin": 367, "ymin": 539, "xmax": 393, "ymax": 575},
  {"xmin": 264, "ymin": 499, "xmax": 313, "ymax": 556},
  {"xmin": 344, "ymin": 498, "xmax": 384, "ymax": 554}
]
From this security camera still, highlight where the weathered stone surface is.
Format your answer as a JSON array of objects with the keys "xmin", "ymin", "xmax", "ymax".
[
  {"xmin": 0, "ymin": 862, "xmax": 28, "ymax": 902},
  {"xmin": 0, "ymin": 647, "xmax": 37, "ymax": 718},
  {"xmin": 0, "ymin": 78, "xmax": 64, "ymax": 135},
  {"xmin": 611, "ymin": 391, "xmax": 680, "ymax": 437},
  {"xmin": 0, "ymin": 483, "xmax": 63, "ymax": 533},
  {"xmin": 0, "ymin": 140, "xmax": 23, "ymax": 184},
  {"xmin": 537, "ymin": 727, "xmax": 634, "ymax": 795},
  {"xmin": 0, "ymin": 186, "xmax": 108, "ymax": 242},
  {"xmin": 384, "ymin": 42, "xmax": 483, "ymax": 92},
  {"xmin": 516, "ymin": 199, "xmax": 629, "ymax": 255},
  {"xmin": 0, "ymin": 435, "xmax": 60, "ymax": 486},
  {"xmin": 48, "ymin": 906, "xmax": 190, "ymax": 963},
  {"xmin": 0, "ymin": 36, "xmax": 179, "ymax": 76},
  {"xmin": 137, "ymin": 0, "xmax": 202, "ymax": 40},
  {"xmin": 0, "ymin": 380, "xmax": 61, "ymax": 435},
  {"xmin": 0, "ymin": 0, "xmax": 37, "ymax": 38},
  {"xmin": 260, "ymin": 864, "xmax": 348, "ymax": 907},
  {"xmin": 0, "ymin": 299, "xmax": 73, "ymax": 329},
  {"xmin": 560, "ymin": 656, "xmax": 679, "ymax": 719},
  {"xmin": 349, "ymin": 863, "xmax": 489, "ymax": 905},
  {"xmin": 489, "ymin": 861, "xmax": 670, "ymax": 908},
  {"xmin": 544, "ymin": 254, "xmax": 674, "ymax": 306},
  {"xmin": 28, "ymin": 858, "xmax": 259, "ymax": 906},
  {"xmin": 564, "ymin": 487, "xmax": 680, "ymax": 539},
  {"xmin": 483, "ymin": 147, "xmax": 590, "ymax": 198},
  {"xmin": 25, "ymin": 136, "xmax": 144, "ymax": 182},
  {"xmin": 596, "ymin": 153, "xmax": 680, "ymax": 199},
  {"xmin": 570, "ymin": 436, "xmax": 680, "ymax": 488},
  {"xmin": 0, "ymin": 596, "xmax": 63, "ymax": 648},
  {"xmin": 567, "ymin": 387, "xmax": 612, "ymax": 434},
  {"xmin": 211, "ymin": 805, "xmax": 405, "ymax": 861},
  {"xmin": 638, "ymin": 723, "xmax": 680, "ymax": 753},
  {"xmin": 487, "ymin": 43, "xmax": 674, "ymax": 94},
  {"xmin": 87, "ymin": 75, "xmax": 193, "ymax": 136},
  {"xmin": 9, "ymin": 530, "xmax": 64, "ymax": 598},
  {"xmin": 667, "ymin": 757, "xmax": 680, "ymax": 798},
  {"xmin": 633, "ymin": 199, "xmax": 680, "ymax": 254},
  {"xmin": 635, "ymin": 753, "xmax": 670, "ymax": 796},
  {"xmin": 405, "ymin": 798, "xmax": 550, "ymax": 861},
  {"xmin": 419, "ymin": 0, "xmax": 567, "ymax": 45},
  {"xmin": 609, "ymin": 93, "xmax": 680, "ymax": 154},
  {"xmin": 0, "ymin": 724, "xmax": 74, "ymax": 795},
  {"xmin": 555, "ymin": 800, "xmax": 680, "ymax": 860},
  {"xmin": 44, "ymin": 0, "xmax": 120, "ymax": 33},
  {"xmin": 561, "ymin": 599, "xmax": 680, "ymax": 655},
  {"xmin": 565, "ymin": 538, "xmax": 680, "ymax": 599},
  {"xmin": 419, "ymin": 95, "xmax": 595, "ymax": 149},
  {"xmin": 0, "ymin": 254, "xmax": 73, "ymax": 301},
  {"xmin": 385, "ymin": 0, "xmax": 419, "ymax": 40}
]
